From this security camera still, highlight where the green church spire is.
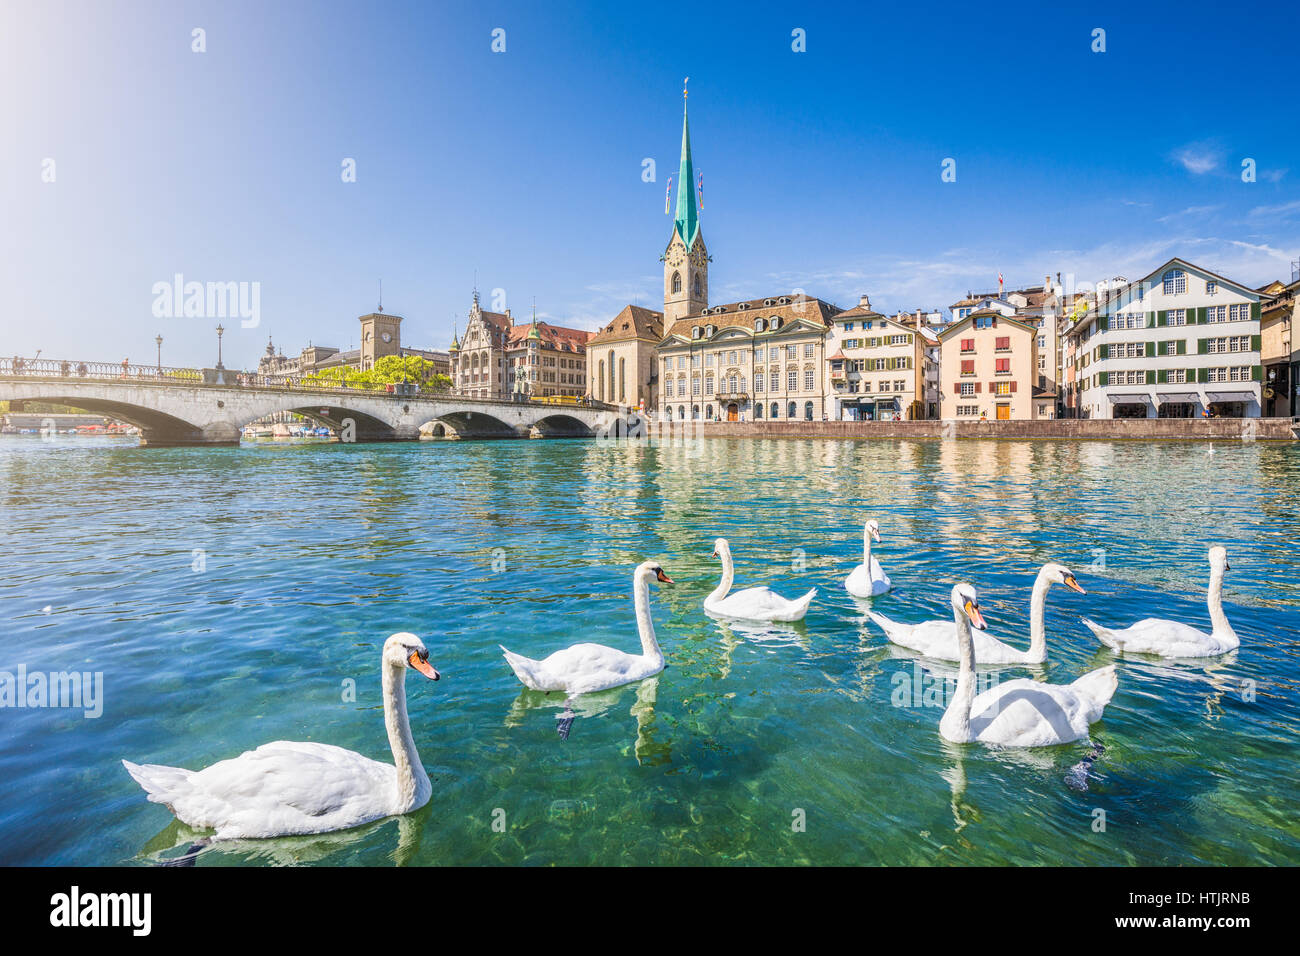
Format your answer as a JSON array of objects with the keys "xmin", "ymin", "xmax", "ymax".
[{"xmin": 674, "ymin": 81, "xmax": 700, "ymax": 249}]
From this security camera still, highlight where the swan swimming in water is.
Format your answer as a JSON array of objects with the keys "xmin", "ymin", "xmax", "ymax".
[
  {"xmin": 938, "ymin": 583, "xmax": 1117, "ymax": 747},
  {"xmin": 1082, "ymin": 546, "xmax": 1239, "ymax": 657},
  {"xmin": 868, "ymin": 563, "xmax": 1085, "ymax": 664},
  {"xmin": 704, "ymin": 538, "xmax": 816, "ymax": 623},
  {"xmin": 844, "ymin": 520, "xmax": 891, "ymax": 597},
  {"xmin": 122, "ymin": 633, "xmax": 441, "ymax": 840},
  {"xmin": 500, "ymin": 561, "xmax": 673, "ymax": 696}
]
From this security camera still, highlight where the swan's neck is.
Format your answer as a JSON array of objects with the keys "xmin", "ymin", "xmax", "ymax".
[
  {"xmin": 940, "ymin": 603, "xmax": 976, "ymax": 741},
  {"xmin": 1206, "ymin": 566, "xmax": 1234, "ymax": 640},
  {"xmin": 863, "ymin": 528, "xmax": 873, "ymax": 568},
  {"xmin": 382, "ymin": 662, "xmax": 431, "ymax": 811},
  {"xmin": 634, "ymin": 573, "xmax": 664, "ymax": 664},
  {"xmin": 709, "ymin": 551, "xmax": 734, "ymax": 604},
  {"xmin": 1027, "ymin": 571, "xmax": 1050, "ymax": 661}
]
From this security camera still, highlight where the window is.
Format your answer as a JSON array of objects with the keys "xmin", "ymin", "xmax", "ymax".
[
  {"xmin": 705, "ymin": 375, "xmax": 714, "ymax": 393},
  {"xmin": 1167, "ymin": 369, "xmax": 1188, "ymax": 384},
  {"xmin": 974, "ymin": 316, "xmax": 994, "ymax": 329},
  {"xmin": 770, "ymin": 402, "xmax": 779, "ymax": 418},
  {"xmin": 960, "ymin": 359, "xmax": 975, "ymax": 376},
  {"xmin": 1204, "ymin": 306, "xmax": 1225, "ymax": 323},
  {"xmin": 728, "ymin": 374, "xmax": 738, "ymax": 394},
  {"xmin": 804, "ymin": 401, "xmax": 814, "ymax": 421},
  {"xmin": 692, "ymin": 354, "xmax": 701, "ymax": 367},
  {"xmin": 995, "ymin": 336, "xmax": 1011, "ymax": 350},
  {"xmin": 804, "ymin": 344, "xmax": 814, "ymax": 358},
  {"xmin": 1037, "ymin": 336, "xmax": 1046, "ymax": 348},
  {"xmin": 995, "ymin": 358, "xmax": 1010, "ymax": 374},
  {"xmin": 959, "ymin": 382, "xmax": 975, "ymax": 397},
  {"xmin": 1167, "ymin": 309, "xmax": 1187, "ymax": 326},
  {"xmin": 788, "ymin": 369, "xmax": 798, "ymax": 390},
  {"xmin": 691, "ymin": 377, "xmax": 700, "ymax": 395},
  {"xmin": 672, "ymin": 272, "xmax": 682, "ymax": 294},
  {"xmin": 787, "ymin": 402, "xmax": 797, "ymax": 418},
  {"xmin": 861, "ymin": 381, "xmax": 872, "ymax": 392},
  {"xmin": 786, "ymin": 345, "xmax": 797, "ymax": 360},
  {"xmin": 693, "ymin": 275, "xmax": 701, "ymax": 296},
  {"xmin": 1229, "ymin": 303, "xmax": 1250, "ymax": 322},
  {"xmin": 1112, "ymin": 341, "xmax": 1144, "ymax": 359},
  {"xmin": 1206, "ymin": 281, "xmax": 1217, "ymax": 295},
  {"xmin": 769, "ymin": 347, "xmax": 780, "ymax": 361},
  {"xmin": 770, "ymin": 371, "xmax": 779, "ymax": 390},
  {"xmin": 728, "ymin": 350, "xmax": 737, "ymax": 364},
  {"xmin": 755, "ymin": 403, "xmax": 763, "ymax": 418},
  {"xmin": 844, "ymin": 322, "xmax": 854, "ymax": 331},
  {"xmin": 804, "ymin": 369, "xmax": 815, "ymax": 390},
  {"xmin": 705, "ymin": 353, "xmax": 714, "ymax": 367},
  {"xmin": 994, "ymin": 382, "xmax": 1012, "ymax": 395},
  {"xmin": 1162, "ymin": 269, "xmax": 1186, "ymax": 295},
  {"xmin": 960, "ymin": 338, "xmax": 975, "ymax": 352},
  {"xmin": 957, "ymin": 404, "xmax": 979, "ymax": 416},
  {"xmin": 706, "ymin": 404, "xmax": 714, "ymax": 419}
]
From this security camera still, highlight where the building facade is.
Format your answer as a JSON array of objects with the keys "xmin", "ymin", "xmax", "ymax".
[
  {"xmin": 587, "ymin": 305, "xmax": 664, "ymax": 409},
  {"xmin": 503, "ymin": 319, "xmax": 591, "ymax": 399},
  {"xmin": 256, "ymin": 312, "xmax": 449, "ymax": 382},
  {"xmin": 938, "ymin": 308, "xmax": 1042, "ymax": 419},
  {"xmin": 826, "ymin": 296, "xmax": 930, "ymax": 420},
  {"xmin": 1261, "ymin": 278, "xmax": 1297, "ymax": 417},
  {"xmin": 1072, "ymin": 259, "xmax": 1263, "ymax": 419}
]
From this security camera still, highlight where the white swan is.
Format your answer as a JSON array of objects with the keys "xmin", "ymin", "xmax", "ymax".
[
  {"xmin": 1082, "ymin": 546, "xmax": 1239, "ymax": 657},
  {"xmin": 845, "ymin": 519, "xmax": 891, "ymax": 597},
  {"xmin": 500, "ymin": 561, "xmax": 673, "ymax": 695},
  {"xmin": 122, "ymin": 633, "xmax": 440, "ymax": 840},
  {"xmin": 939, "ymin": 584, "xmax": 1117, "ymax": 746},
  {"xmin": 704, "ymin": 538, "xmax": 816, "ymax": 622},
  {"xmin": 868, "ymin": 563, "xmax": 1086, "ymax": 664}
]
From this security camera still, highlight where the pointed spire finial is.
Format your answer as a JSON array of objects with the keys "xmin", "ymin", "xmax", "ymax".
[
  {"xmin": 378, "ymin": 279, "xmax": 383, "ymax": 313},
  {"xmin": 683, "ymin": 76, "xmax": 689, "ymax": 99}
]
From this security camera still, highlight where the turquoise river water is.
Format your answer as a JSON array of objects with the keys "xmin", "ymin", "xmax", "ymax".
[{"xmin": 1, "ymin": 434, "xmax": 1297, "ymax": 865}]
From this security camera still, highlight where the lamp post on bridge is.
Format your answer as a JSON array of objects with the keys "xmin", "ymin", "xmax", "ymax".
[
  {"xmin": 215, "ymin": 324, "xmax": 225, "ymax": 370},
  {"xmin": 155, "ymin": 334, "xmax": 162, "ymax": 378}
]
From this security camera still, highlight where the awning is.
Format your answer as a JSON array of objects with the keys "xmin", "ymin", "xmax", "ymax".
[
  {"xmin": 1206, "ymin": 391, "xmax": 1256, "ymax": 403},
  {"xmin": 1155, "ymin": 392, "xmax": 1198, "ymax": 404},
  {"xmin": 1107, "ymin": 392, "xmax": 1151, "ymax": 403}
]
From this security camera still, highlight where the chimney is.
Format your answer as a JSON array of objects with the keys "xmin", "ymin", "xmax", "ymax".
[{"xmin": 859, "ymin": 294, "xmax": 871, "ymax": 310}]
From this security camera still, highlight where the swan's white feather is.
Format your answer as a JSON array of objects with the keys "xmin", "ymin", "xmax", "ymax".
[
  {"xmin": 869, "ymin": 612, "xmax": 1037, "ymax": 664},
  {"xmin": 500, "ymin": 642, "xmax": 661, "ymax": 695},
  {"xmin": 705, "ymin": 585, "xmax": 816, "ymax": 623},
  {"xmin": 951, "ymin": 665, "xmax": 1118, "ymax": 747},
  {"xmin": 1082, "ymin": 616, "xmax": 1237, "ymax": 658},
  {"xmin": 845, "ymin": 557, "xmax": 891, "ymax": 597}
]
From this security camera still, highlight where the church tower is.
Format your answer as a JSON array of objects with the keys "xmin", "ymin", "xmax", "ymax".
[{"xmin": 662, "ymin": 84, "xmax": 709, "ymax": 325}]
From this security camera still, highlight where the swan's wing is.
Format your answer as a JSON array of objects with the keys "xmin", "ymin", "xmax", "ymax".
[
  {"xmin": 969, "ymin": 679, "xmax": 1096, "ymax": 746},
  {"xmin": 172, "ymin": 742, "xmax": 395, "ymax": 836},
  {"xmin": 536, "ymin": 643, "xmax": 658, "ymax": 694},
  {"xmin": 1097, "ymin": 618, "xmax": 1215, "ymax": 655}
]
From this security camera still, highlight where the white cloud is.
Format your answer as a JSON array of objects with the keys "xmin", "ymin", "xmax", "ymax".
[{"xmin": 1172, "ymin": 142, "xmax": 1221, "ymax": 175}]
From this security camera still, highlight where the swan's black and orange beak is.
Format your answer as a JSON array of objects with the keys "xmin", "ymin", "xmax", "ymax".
[
  {"xmin": 963, "ymin": 600, "xmax": 987, "ymax": 630},
  {"xmin": 1063, "ymin": 572, "xmax": 1086, "ymax": 595},
  {"xmin": 870, "ymin": 527, "xmax": 881, "ymax": 543},
  {"xmin": 710, "ymin": 550, "xmax": 718, "ymax": 559},
  {"xmin": 656, "ymin": 567, "xmax": 674, "ymax": 584},
  {"xmin": 408, "ymin": 650, "xmax": 440, "ymax": 680}
]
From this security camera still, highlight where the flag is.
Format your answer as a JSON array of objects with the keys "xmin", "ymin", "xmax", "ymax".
[
  {"xmin": 697, "ymin": 171, "xmax": 703, "ymax": 209},
  {"xmin": 664, "ymin": 176, "xmax": 672, "ymax": 214}
]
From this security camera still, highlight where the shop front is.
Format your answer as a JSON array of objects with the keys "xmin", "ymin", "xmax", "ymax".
[
  {"xmin": 1156, "ymin": 392, "xmax": 1197, "ymax": 419},
  {"xmin": 1108, "ymin": 392, "xmax": 1152, "ymax": 419},
  {"xmin": 1205, "ymin": 390, "xmax": 1256, "ymax": 418}
]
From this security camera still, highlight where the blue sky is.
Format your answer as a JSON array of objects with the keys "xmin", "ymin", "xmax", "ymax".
[{"xmin": 2, "ymin": 0, "xmax": 1297, "ymax": 370}]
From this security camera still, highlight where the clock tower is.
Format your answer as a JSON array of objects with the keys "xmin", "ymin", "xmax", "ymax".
[
  {"xmin": 359, "ymin": 311, "xmax": 402, "ymax": 370},
  {"xmin": 662, "ymin": 85, "xmax": 708, "ymax": 325}
]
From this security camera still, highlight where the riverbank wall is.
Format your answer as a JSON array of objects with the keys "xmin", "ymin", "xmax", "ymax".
[{"xmin": 644, "ymin": 418, "xmax": 1299, "ymax": 441}]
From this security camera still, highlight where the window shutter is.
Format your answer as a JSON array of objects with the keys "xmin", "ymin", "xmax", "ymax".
[
  {"xmin": 1197, "ymin": 338, "xmax": 1208, "ymax": 354},
  {"xmin": 1195, "ymin": 307, "xmax": 1206, "ymax": 324},
  {"xmin": 991, "ymin": 317, "xmax": 998, "ymax": 327},
  {"xmin": 953, "ymin": 382, "xmax": 961, "ymax": 394},
  {"xmin": 1146, "ymin": 369, "xmax": 1156, "ymax": 385},
  {"xmin": 1251, "ymin": 302, "xmax": 1261, "ymax": 322},
  {"xmin": 1156, "ymin": 310, "xmax": 1167, "ymax": 326},
  {"xmin": 1197, "ymin": 367, "xmax": 1209, "ymax": 383},
  {"xmin": 1098, "ymin": 371, "xmax": 1108, "ymax": 386},
  {"xmin": 974, "ymin": 382, "xmax": 982, "ymax": 393},
  {"xmin": 1251, "ymin": 334, "xmax": 1262, "ymax": 351},
  {"xmin": 1010, "ymin": 381, "xmax": 1017, "ymax": 392},
  {"xmin": 1158, "ymin": 369, "xmax": 1168, "ymax": 384},
  {"xmin": 1145, "ymin": 341, "xmax": 1156, "ymax": 357},
  {"xmin": 1251, "ymin": 364, "xmax": 1263, "ymax": 382},
  {"xmin": 1099, "ymin": 344, "xmax": 1109, "ymax": 359},
  {"xmin": 1176, "ymin": 339, "xmax": 1187, "ymax": 355},
  {"xmin": 1099, "ymin": 317, "xmax": 1109, "ymax": 331}
]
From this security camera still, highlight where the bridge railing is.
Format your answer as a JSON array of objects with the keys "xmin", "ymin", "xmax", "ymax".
[
  {"xmin": 0, "ymin": 357, "xmax": 204, "ymax": 382},
  {"xmin": 0, "ymin": 356, "xmax": 621, "ymax": 411}
]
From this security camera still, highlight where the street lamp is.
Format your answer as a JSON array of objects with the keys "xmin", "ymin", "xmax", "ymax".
[
  {"xmin": 215, "ymin": 324, "xmax": 225, "ymax": 369},
  {"xmin": 155, "ymin": 334, "xmax": 163, "ymax": 377}
]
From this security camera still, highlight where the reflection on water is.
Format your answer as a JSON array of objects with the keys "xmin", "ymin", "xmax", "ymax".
[{"xmin": 1, "ymin": 435, "xmax": 1298, "ymax": 865}]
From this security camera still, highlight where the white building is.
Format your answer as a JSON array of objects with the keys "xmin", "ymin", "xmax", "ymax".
[{"xmin": 1073, "ymin": 258, "xmax": 1263, "ymax": 419}]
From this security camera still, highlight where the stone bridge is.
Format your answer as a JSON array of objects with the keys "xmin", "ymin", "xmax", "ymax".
[{"xmin": 0, "ymin": 362, "xmax": 630, "ymax": 446}]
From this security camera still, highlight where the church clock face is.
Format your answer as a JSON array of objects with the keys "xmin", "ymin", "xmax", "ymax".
[
  {"xmin": 381, "ymin": 332, "xmax": 392, "ymax": 343},
  {"xmin": 667, "ymin": 246, "xmax": 685, "ymax": 268}
]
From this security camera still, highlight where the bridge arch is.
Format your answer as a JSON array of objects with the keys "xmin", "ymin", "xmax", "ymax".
[
  {"xmin": 3, "ymin": 395, "xmax": 213, "ymax": 445},
  {"xmin": 423, "ymin": 409, "xmax": 522, "ymax": 439}
]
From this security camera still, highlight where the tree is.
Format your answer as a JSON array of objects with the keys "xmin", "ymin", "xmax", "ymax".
[{"xmin": 303, "ymin": 355, "xmax": 450, "ymax": 392}]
